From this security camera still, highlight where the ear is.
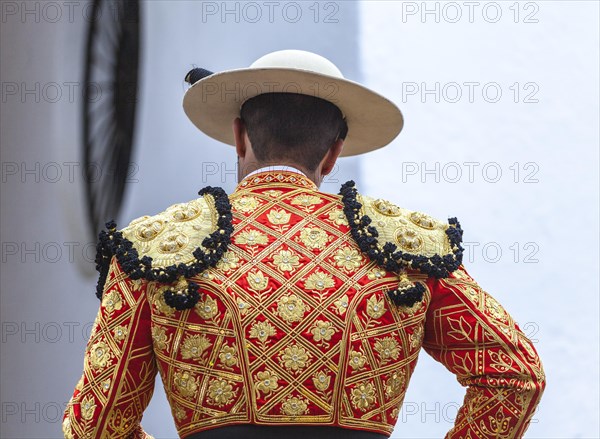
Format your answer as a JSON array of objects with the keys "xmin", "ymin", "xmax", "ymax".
[
  {"xmin": 233, "ymin": 117, "xmax": 247, "ymax": 158},
  {"xmin": 320, "ymin": 138, "xmax": 344, "ymax": 176}
]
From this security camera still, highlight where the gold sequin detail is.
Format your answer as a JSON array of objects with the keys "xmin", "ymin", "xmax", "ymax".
[
  {"xmin": 333, "ymin": 294, "xmax": 349, "ymax": 314},
  {"xmin": 235, "ymin": 230, "xmax": 268, "ymax": 246},
  {"xmin": 207, "ymin": 379, "xmax": 235, "ymax": 407},
  {"xmin": 249, "ymin": 321, "xmax": 277, "ymax": 344},
  {"xmin": 279, "ymin": 344, "xmax": 311, "ymax": 373},
  {"xmin": 351, "ymin": 382, "xmax": 376, "ymax": 411},
  {"xmin": 216, "ymin": 252, "xmax": 240, "ymax": 272},
  {"xmin": 328, "ymin": 208, "xmax": 348, "ymax": 226},
  {"xmin": 232, "ymin": 196, "xmax": 260, "ymax": 213},
  {"xmin": 333, "ymin": 247, "xmax": 363, "ymax": 271},
  {"xmin": 374, "ymin": 337, "xmax": 400, "ymax": 363},
  {"xmin": 246, "ymin": 270, "xmax": 269, "ymax": 292},
  {"xmin": 299, "ymin": 227, "xmax": 328, "ymax": 250},
  {"xmin": 410, "ymin": 211, "xmax": 436, "ymax": 229},
  {"xmin": 272, "ymin": 249, "xmax": 301, "ymax": 272},
  {"xmin": 151, "ymin": 326, "xmax": 170, "ymax": 352},
  {"xmin": 394, "ymin": 226, "xmax": 423, "ymax": 251},
  {"xmin": 195, "ymin": 297, "xmax": 219, "ymax": 320},
  {"xmin": 311, "ymin": 320, "xmax": 335, "ymax": 344},
  {"xmin": 281, "ymin": 396, "xmax": 308, "ymax": 416},
  {"xmin": 305, "ymin": 271, "xmax": 335, "ymax": 291},
  {"xmin": 312, "ymin": 371, "xmax": 331, "ymax": 392},
  {"xmin": 366, "ymin": 295, "xmax": 386, "ymax": 319},
  {"xmin": 372, "ymin": 199, "xmax": 401, "ymax": 216},
  {"xmin": 113, "ymin": 326, "xmax": 128, "ymax": 342},
  {"xmin": 255, "ymin": 369, "xmax": 280, "ymax": 395},
  {"xmin": 291, "ymin": 194, "xmax": 322, "ymax": 207},
  {"xmin": 88, "ymin": 341, "xmax": 111, "ymax": 370},
  {"xmin": 80, "ymin": 395, "xmax": 96, "ymax": 420},
  {"xmin": 173, "ymin": 371, "xmax": 198, "ymax": 399},
  {"xmin": 218, "ymin": 344, "xmax": 238, "ymax": 367},
  {"xmin": 102, "ymin": 290, "xmax": 123, "ymax": 313},
  {"xmin": 180, "ymin": 334, "xmax": 211, "ymax": 360},
  {"xmin": 349, "ymin": 350, "xmax": 367, "ymax": 370}
]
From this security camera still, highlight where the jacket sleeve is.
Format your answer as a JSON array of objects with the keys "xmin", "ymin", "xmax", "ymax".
[
  {"xmin": 422, "ymin": 265, "xmax": 545, "ymax": 438},
  {"xmin": 63, "ymin": 255, "xmax": 157, "ymax": 438}
]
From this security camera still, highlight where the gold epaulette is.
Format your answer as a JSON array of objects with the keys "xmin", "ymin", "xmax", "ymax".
[
  {"xmin": 94, "ymin": 187, "xmax": 233, "ymax": 309},
  {"xmin": 359, "ymin": 195, "xmax": 453, "ymax": 258}
]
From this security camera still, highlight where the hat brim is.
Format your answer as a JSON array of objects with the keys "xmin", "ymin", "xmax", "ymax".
[{"xmin": 182, "ymin": 68, "xmax": 403, "ymax": 157}]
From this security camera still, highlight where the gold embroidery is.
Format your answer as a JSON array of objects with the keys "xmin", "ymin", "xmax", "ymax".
[
  {"xmin": 373, "ymin": 337, "xmax": 400, "ymax": 363},
  {"xmin": 255, "ymin": 369, "xmax": 280, "ymax": 395},
  {"xmin": 366, "ymin": 295, "xmax": 386, "ymax": 319},
  {"xmin": 101, "ymin": 379, "xmax": 111, "ymax": 393},
  {"xmin": 264, "ymin": 189, "xmax": 283, "ymax": 198},
  {"xmin": 173, "ymin": 371, "xmax": 199, "ymax": 399},
  {"xmin": 291, "ymin": 194, "xmax": 322, "ymax": 207},
  {"xmin": 333, "ymin": 294, "xmax": 349, "ymax": 314},
  {"xmin": 384, "ymin": 372, "xmax": 405, "ymax": 399},
  {"xmin": 88, "ymin": 341, "xmax": 111, "ymax": 369},
  {"xmin": 236, "ymin": 297, "xmax": 251, "ymax": 315},
  {"xmin": 102, "ymin": 290, "xmax": 123, "ymax": 313},
  {"xmin": 195, "ymin": 297, "xmax": 219, "ymax": 320},
  {"xmin": 410, "ymin": 211, "xmax": 436, "ymax": 229},
  {"xmin": 151, "ymin": 326, "xmax": 170, "ymax": 352},
  {"xmin": 153, "ymin": 290, "xmax": 176, "ymax": 317},
  {"xmin": 216, "ymin": 252, "xmax": 240, "ymax": 272},
  {"xmin": 171, "ymin": 203, "xmax": 201, "ymax": 221},
  {"xmin": 246, "ymin": 270, "xmax": 269, "ymax": 292},
  {"xmin": 276, "ymin": 294, "xmax": 306, "ymax": 323},
  {"xmin": 328, "ymin": 208, "xmax": 348, "ymax": 226},
  {"xmin": 280, "ymin": 344, "xmax": 311, "ymax": 373},
  {"xmin": 207, "ymin": 379, "xmax": 236, "ymax": 407},
  {"xmin": 80, "ymin": 395, "xmax": 96, "ymax": 420},
  {"xmin": 311, "ymin": 320, "xmax": 335, "ymax": 344},
  {"xmin": 394, "ymin": 226, "xmax": 423, "ymax": 251},
  {"xmin": 372, "ymin": 199, "xmax": 401, "ymax": 216},
  {"xmin": 299, "ymin": 227, "xmax": 328, "ymax": 250},
  {"xmin": 367, "ymin": 267, "xmax": 387, "ymax": 280},
  {"xmin": 333, "ymin": 247, "xmax": 363, "ymax": 271},
  {"xmin": 249, "ymin": 321, "xmax": 277, "ymax": 344},
  {"xmin": 312, "ymin": 371, "xmax": 331, "ymax": 392},
  {"xmin": 410, "ymin": 325, "xmax": 424, "ymax": 349},
  {"xmin": 180, "ymin": 334, "xmax": 211, "ymax": 360},
  {"xmin": 173, "ymin": 404, "xmax": 187, "ymax": 421},
  {"xmin": 158, "ymin": 231, "xmax": 189, "ymax": 254},
  {"xmin": 272, "ymin": 249, "xmax": 301, "ymax": 272},
  {"xmin": 267, "ymin": 208, "xmax": 291, "ymax": 225},
  {"xmin": 281, "ymin": 396, "xmax": 309, "ymax": 416},
  {"xmin": 219, "ymin": 344, "xmax": 238, "ymax": 367},
  {"xmin": 349, "ymin": 350, "xmax": 367, "ymax": 370},
  {"xmin": 235, "ymin": 229, "xmax": 268, "ymax": 246},
  {"xmin": 113, "ymin": 326, "xmax": 128, "ymax": 342},
  {"xmin": 351, "ymin": 382, "xmax": 376, "ymax": 411},
  {"xmin": 232, "ymin": 196, "xmax": 260, "ymax": 213},
  {"xmin": 135, "ymin": 218, "xmax": 165, "ymax": 241},
  {"xmin": 305, "ymin": 271, "xmax": 335, "ymax": 290}
]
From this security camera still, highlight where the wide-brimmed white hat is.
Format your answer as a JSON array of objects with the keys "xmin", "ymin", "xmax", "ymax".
[{"xmin": 182, "ymin": 49, "xmax": 403, "ymax": 157}]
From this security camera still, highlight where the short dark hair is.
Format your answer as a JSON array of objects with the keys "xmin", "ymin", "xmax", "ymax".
[{"xmin": 240, "ymin": 93, "xmax": 348, "ymax": 172}]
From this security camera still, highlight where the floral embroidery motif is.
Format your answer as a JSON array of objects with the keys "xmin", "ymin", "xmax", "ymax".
[
  {"xmin": 281, "ymin": 396, "xmax": 309, "ymax": 416},
  {"xmin": 180, "ymin": 334, "xmax": 211, "ymax": 360},
  {"xmin": 207, "ymin": 379, "xmax": 236, "ymax": 407},
  {"xmin": 328, "ymin": 208, "xmax": 348, "ymax": 226},
  {"xmin": 410, "ymin": 325, "xmax": 424, "ymax": 349},
  {"xmin": 267, "ymin": 208, "xmax": 291, "ymax": 225},
  {"xmin": 351, "ymin": 382, "xmax": 376, "ymax": 411},
  {"xmin": 102, "ymin": 290, "xmax": 123, "ymax": 313},
  {"xmin": 374, "ymin": 337, "xmax": 401, "ymax": 363},
  {"xmin": 88, "ymin": 341, "xmax": 111, "ymax": 369},
  {"xmin": 276, "ymin": 294, "xmax": 306, "ymax": 323},
  {"xmin": 246, "ymin": 270, "xmax": 269, "ymax": 292},
  {"xmin": 305, "ymin": 271, "xmax": 335, "ymax": 291},
  {"xmin": 312, "ymin": 371, "xmax": 331, "ymax": 392},
  {"xmin": 232, "ymin": 196, "xmax": 260, "ymax": 213},
  {"xmin": 291, "ymin": 194, "xmax": 322, "ymax": 207},
  {"xmin": 151, "ymin": 326, "xmax": 170, "ymax": 352},
  {"xmin": 384, "ymin": 372, "xmax": 406, "ymax": 399},
  {"xmin": 216, "ymin": 252, "xmax": 240, "ymax": 272},
  {"xmin": 113, "ymin": 326, "xmax": 128, "ymax": 342},
  {"xmin": 485, "ymin": 295, "xmax": 508, "ymax": 322},
  {"xmin": 158, "ymin": 232, "xmax": 189, "ymax": 254},
  {"xmin": 264, "ymin": 190, "xmax": 283, "ymax": 198},
  {"xmin": 333, "ymin": 294, "xmax": 349, "ymax": 314},
  {"xmin": 249, "ymin": 321, "xmax": 277, "ymax": 344},
  {"xmin": 255, "ymin": 369, "xmax": 280, "ymax": 395},
  {"xmin": 219, "ymin": 344, "xmax": 238, "ymax": 367},
  {"xmin": 173, "ymin": 371, "xmax": 199, "ymax": 399},
  {"xmin": 135, "ymin": 218, "xmax": 165, "ymax": 241},
  {"xmin": 299, "ymin": 227, "xmax": 328, "ymax": 250},
  {"xmin": 366, "ymin": 295, "xmax": 386, "ymax": 319},
  {"xmin": 80, "ymin": 395, "xmax": 96, "ymax": 420},
  {"xmin": 235, "ymin": 229, "xmax": 268, "ymax": 246},
  {"xmin": 101, "ymin": 379, "xmax": 111, "ymax": 393},
  {"xmin": 195, "ymin": 297, "xmax": 219, "ymax": 320},
  {"xmin": 333, "ymin": 247, "xmax": 363, "ymax": 271},
  {"xmin": 348, "ymin": 350, "xmax": 367, "ymax": 370},
  {"xmin": 173, "ymin": 404, "xmax": 187, "ymax": 421},
  {"xmin": 236, "ymin": 297, "xmax": 251, "ymax": 315},
  {"xmin": 311, "ymin": 320, "xmax": 336, "ymax": 344},
  {"xmin": 367, "ymin": 268, "xmax": 387, "ymax": 280},
  {"xmin": 280, "ymin": 344, "xmax": 311, "ymax": 373},
  {"xmin": 410, "ymin": 211, "xmax": 436, "ymax": 229},
  {"xmin": 272, "ymin": 249, "xmax": 301, "ymax": 272}
]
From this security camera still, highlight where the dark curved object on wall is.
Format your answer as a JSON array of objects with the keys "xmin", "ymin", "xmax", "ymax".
[{"xmin": 83, "ymin": 0, "xmax": 141, "ymax": 237}]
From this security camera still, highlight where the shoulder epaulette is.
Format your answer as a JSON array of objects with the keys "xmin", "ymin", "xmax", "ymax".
[
  {"xmin": 339, "ymin": 181, "xmax": 464, "ymax": 306},
  {"xmin": 94, "ymin": 186, "xmax": 233, "ymax": 310}
]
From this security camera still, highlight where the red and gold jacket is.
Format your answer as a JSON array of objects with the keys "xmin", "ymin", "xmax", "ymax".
[{"xmin": 63, "ymin": 170, "xmax": 545, "ymax": 438}]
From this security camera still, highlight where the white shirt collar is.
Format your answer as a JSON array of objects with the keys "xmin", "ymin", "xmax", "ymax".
[{"xmin": 245, "ymin": 165, "xmax": 307, "ymax": 179}]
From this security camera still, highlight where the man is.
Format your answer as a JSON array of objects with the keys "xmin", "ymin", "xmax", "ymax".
[{"xmin": 63, "ymin": 50, "xmax": 545, "ymax": 439}]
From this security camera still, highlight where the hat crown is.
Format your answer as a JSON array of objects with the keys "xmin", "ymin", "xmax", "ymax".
[{"xmin": 250, "ymin": 50, "xmax": 344, "ymax": 79}]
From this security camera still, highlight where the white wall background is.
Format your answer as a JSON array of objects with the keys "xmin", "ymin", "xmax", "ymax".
[{"xmin": 1, "ymin": 1, "xmax": 598, "ymax": 438}]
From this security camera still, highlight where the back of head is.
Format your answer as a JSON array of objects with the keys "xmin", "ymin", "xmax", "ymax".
[{"xmin": 240, "ymin": 93, "xmax": 348, "ymax": 171}]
